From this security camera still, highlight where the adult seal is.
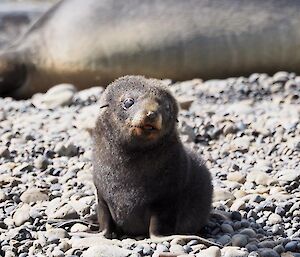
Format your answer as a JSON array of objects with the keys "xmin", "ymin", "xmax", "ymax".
[
  {"xmin": 2, "ymin": 0, "xmax": 300, "ymax": 97},
  {"xmin": 92, "ymin": 75, "xmax": 212, "ymax": 237}
]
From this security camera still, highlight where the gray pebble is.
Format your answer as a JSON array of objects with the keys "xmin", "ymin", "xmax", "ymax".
[
  {"xmin": 221, "ymin": 224, "xmax": 234, "ymax": 234},
  {"xmin": 217, "ymin": 235, "xmax": 231, "ymax": 245},
  {"xmin": 239, "ymin": 228, "xmax": 256, "ymax": 238},
  {"xmin": 258, "ymin": 248, "xmax": 280, "ymax": 257},
  {"xmin": 231, "ymin": 234, "xmax": 249, "ymax": 247},
  {"xmin": 285, "ymin": 241, "xmax": 298, "ymax": 252}
]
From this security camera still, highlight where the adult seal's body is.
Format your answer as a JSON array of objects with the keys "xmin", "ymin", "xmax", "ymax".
[
  {"xmin": 2, "ymin": 0, "xmax": 300, "ymax": 97},
  {"xmin": 92, "ymin": 75, "xmax": 212, "ymax": 237}
]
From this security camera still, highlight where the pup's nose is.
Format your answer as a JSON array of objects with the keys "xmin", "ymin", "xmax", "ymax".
[{"xmin": 146, "ymin": 111, "xmax": 157, "ymax": 121}]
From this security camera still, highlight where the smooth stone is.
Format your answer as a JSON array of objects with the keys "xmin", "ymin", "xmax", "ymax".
[
  {"xmin": 258, "ymin": 248, "xmax": 280, "ymax": 257},
  {"xmin": 169, "ymin": 244, "xmax": 185, "ymax": 254},
  {"xmin": 258, "ymin": 240, "xmax": 276, "ymax": 248},
  {"xmin": 156, "ymin": 244, "xmax": 169, "ymax": 253},
  {"xmin": 0, "ymin": 146, "xmax": 10, "ymax": 158},
  {"xmin": 33, "ymin": 84, "xmax": 76, "ymax": 109},
  {"xmin": 13, "ymin": 203, "xmax": 31, "ymax": 226},
  {"xmin": 221, "ymin": 224, "xmax": 234, "ymax": 234},
  {"xmin": 20, "ymin": 188, "xmax": 49, "ymax": 203},
  {"xmin": 273, "ymin": 245, "xmax": 284, "ymax": 254},
  {"xmin": 246, "ymin": 244, "xmax": 258, "ymax": 252},
  {"xmin": 0, "ymin": 190, "xmax": 7, "ymax": 202},
  {"xmin": 217, "ymin": 235, "xmax": 231, "ymax": 246},
  {"xmin": 268, "ymin": 213, "xmax": 282, "ymax": 225},
  {"xmin": 247, "ymin": 170, "xmax": 275, "ymax": 186},
  {"xmin": 231, "ymin": 234, "xmax": 249, "ymax": 247},
  {"xmin": 70, "ymin": 196, "xmax": 94, "ymax": 216},
  {"xmin": 276, "ymin": 169, "xmax": 300, "ymax": 183},
  {"xmin": 34, "ymin": 156, "xmax": 49, "ymax": 169},
  {"xmin": 196, "ymin": 246, "xmax": 221, "ymax": 257},
  {"xmin": 213, "ymin": 189, "xmax": 235, "ymax": 202},
  {"xmin": 227, "ymin": 172, "xmax": 246, "ymax": 183},
  {"xmin": 82, "ymin": 245, "xmax": 132, "ymax": 257},
  {"xmin": 46, "ymin": 228, "xmax": 69, "ymax": 240},
  {"xmin": 70, "ymin": 223, "xmax": 89, "ymax": 233},
  {"xmin": 177, "ymin": 96, "xmax": 195, "ymax": 110},
  {"xmin": 230, "ymin": 199, "xmax": 246, "ymax": 211},
  {"xmin": 221, "ymin": 246, "xmax": 248, "ymax": 257},
  {"xmin": 231, "ymin": 211, "xmax": 242, "ymax": 221},
  {"xmin": 46, "ymin": 199, "xmax": 79, "ymax": 219},
  {"xmin": 52, "ymin": 248, "xmax": 64, "ymax": 257},
  {"xmin": 285, "ymin": 241, "xmax": 298, "ymax": 252},
  {"xmin": 239, "ymin": 228, "xmax": 256, "ymax": 238},
  {"xmin": 231, "ymin": 136, "xmax": 251, "ymax": 151}
]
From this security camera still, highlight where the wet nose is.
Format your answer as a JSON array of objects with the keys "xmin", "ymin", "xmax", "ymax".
[{"xmin": 146, "ymin": 110, "xmax": 157, "ymax": 121}]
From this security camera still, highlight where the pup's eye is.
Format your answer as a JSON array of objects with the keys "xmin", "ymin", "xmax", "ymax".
[{"xmin": 122, "ymin": 98, "xmax": 134, "ymax": 110}]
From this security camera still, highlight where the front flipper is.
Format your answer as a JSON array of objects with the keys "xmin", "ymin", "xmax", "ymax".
[{"xmin": 97, "ymin": 194, "xmax": 116, "ymax": 239}]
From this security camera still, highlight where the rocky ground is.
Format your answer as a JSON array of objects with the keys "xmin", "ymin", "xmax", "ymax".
[{"xmin": 0, "ymin": 71, "xmax": 300, "ymax": 257}]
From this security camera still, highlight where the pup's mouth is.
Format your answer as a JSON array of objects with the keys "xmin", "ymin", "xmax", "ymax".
[
  {"xmin": 141, "ymin": 124, "xmax": 159, "ymax": 131},
  {"xmin": 131, "ymin": 123, "xmax": 160, "ymax": 134}
]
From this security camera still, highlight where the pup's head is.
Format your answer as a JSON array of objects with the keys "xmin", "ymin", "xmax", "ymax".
[{"xmin": 97, "ymin": 75, "xmax": 179, "ymax": 149}]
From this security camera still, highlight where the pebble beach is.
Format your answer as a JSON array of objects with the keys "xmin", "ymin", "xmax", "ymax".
[{"xmin": 0, "ymin": 71, "xmax": 300, "ymax": 257}]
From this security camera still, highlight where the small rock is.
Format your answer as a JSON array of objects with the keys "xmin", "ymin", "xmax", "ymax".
[
  {"xmin": 230, "ymin": 199, "xmax": 246, "ymax": 211},
  {"xmin": 34, "ymin": 156, "xmax": 49, "ymax": 169},
  {"xmin": 217, "ymin": 235, "xmax": 231, "ymax": 246},
  {"xmin": 0, "ymin": 190, "xmax": 7, "ymax": 202},
  {"xmin": 0, "ymin": 146, "xmax": 10, "ymax": 158},
  {"xmin": 46, "ymin": 228, "xmax": 69, "ymax": 240},
  {"xmin": 221, "ymin": 224, "xmax": 234, "ymax": 234},
  {"xmin": 231, "ymin": 234, "xmax": 249, "ymax": 247},
  {"xmin": 258, "ymin": 248, "xmax": 280, "ymax": 257},
  {"xmin": 13, "ymin": 203, "xmax": 31, "ymax": 226},
  {"xmin": 231, "ymin": 136, "xmax": 251, "ymax": 151},
  {"xmin": 285, "ymin": 241, "xmax": 298, "ymax": 252},
  {"xmin": 221, "ymin": 246, "xmax": 248, "ymax": 257},
  {"xmin": 52, "ymin": 248, "xmax": 64, "ymax": 257},
  {"xmin": 247, "ymin": 170, "xmax": 275, "ymax": 186},
  {"xmin": 268, "ymin": 213, "xmax": 282, "ymax": 225},
  {"xmin": 276, "ymin": 169, "xmax": 300, "ymax": 183},
  {"xmin": 169, "ymin": 244, "xmax": 185, "ymax": 254},
  {"xmin": 227, "ymin": 172, "xmax": 246, "ymax": 183},
  {"xmin": 33, "ymin": 84, "xmax": 76, "ymax": 109},
  {"xmin": 196, "ymin": 246, "xmax": 221, "ymax": 257},
  {"xmin": 82, "ymin": 245, "xmax": 132, "ymax": 257},
  {"xmin": 156, "ymin": 244, "xmax": 169, "ymax": 253},
  {"xmin": 46, "ymin": 199, "xmax": 79, "ymax": 219},
  {"xmin": 20, "ymin": 188, "xmax": 49, "ymax": 203},
  {"xmin": 70, "ymin": 223, "xmax": 89, "ymax": 233},
  {"xmin": 239, "ymin": 228, "xmax": 256, "ymax": 238},
  {"xmin": 213, "ymin": 189, "xmax": 235, "ymax": 202},
  {"xmin": 177, "ymin": 96, "xmax": 195, "ymax": 110}
]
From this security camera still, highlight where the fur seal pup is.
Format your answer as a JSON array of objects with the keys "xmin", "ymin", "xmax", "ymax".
[
  {"xmin": 2, "ymin": 0, "xmax": 300, "ymax": 97},
  {"xmin": 92, "ymin": 75, "xmax": 212, "ymax": 237}
]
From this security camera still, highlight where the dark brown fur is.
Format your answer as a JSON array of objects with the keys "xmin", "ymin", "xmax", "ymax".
[{"xmin": 92, "ymin": 75, "xmax": 212, "ymax": 238}]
